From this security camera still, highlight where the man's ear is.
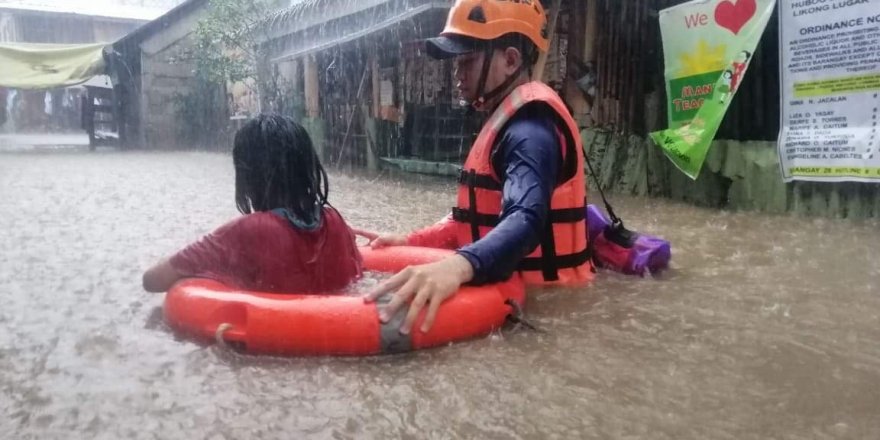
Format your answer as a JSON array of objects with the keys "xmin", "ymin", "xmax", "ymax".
[{"xmin": 504, "ymin": 47, "xmax": 523, "ymax": 72}]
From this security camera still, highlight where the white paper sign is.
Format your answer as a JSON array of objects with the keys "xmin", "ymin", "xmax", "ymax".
[
  {"xmin": 778, "ymin": 0, "xmax": 880, "ymax": 182},
  {"xmin": 380, "ymin": 80, "xmax": 394, "ymax": 107}
]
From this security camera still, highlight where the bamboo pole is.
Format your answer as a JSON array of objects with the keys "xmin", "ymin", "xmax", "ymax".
[
  {"xmin": 583, "ymin": 0, "xmax": 598, "ymax": 123},
  {"xmin": 596, "ymin": 0, "xmax": 608, "ymax": 126},
  {"xmin": 532, "ymin": 0, "xmax": 562, "ymax": 82},
  {"xmin": 611, "ymin": 1, "xmax": 623, "ymax": 127},
  {"xmin": 371, "ymin": 50, "xmax": 380, "ymax": 119},
  {"xmin": 630, "ymin": 0, "xmax": 647, "ymax": 134},
  {"xmin": 584, "ymin": 0, "xmax": 598, "ymax": 64},
  {"xmin": 369, "ymin": 48, "xmax": 381, "ymax": 171},
  {"xmin": 563, "ymin": 0, "xmax": 587, "ymax": 121},
  {"xmin": 304, "ymin": 55, "xmax": 320, "ymax": 118}
]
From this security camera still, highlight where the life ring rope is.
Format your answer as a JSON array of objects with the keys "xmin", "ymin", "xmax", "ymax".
[
  {"xmin": 505, "ymin": 299, "xmax": 544, "ymax": 333},
  {"xmin": 215, "ymin": 322, "xmax": 234, "ymax": 348}
]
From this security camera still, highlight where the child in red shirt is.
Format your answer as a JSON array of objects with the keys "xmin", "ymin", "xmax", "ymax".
[{"xmin": 143, "ymin": 115, "xmax": 363, "ymax": 293}]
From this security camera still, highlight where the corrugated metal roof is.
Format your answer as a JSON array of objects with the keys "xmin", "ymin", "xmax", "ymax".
[
  {"xmin": 266, "ymin": 0, "xmax": 392, "ymax": 40},
  {"xmin": 272, "ymin": 1, "xmax": 448, "ymax": 62},
  {"xmin": 271, "ymin": 2, "xmax": 447, "ymax": 61},
  {"xmin": 0, "ymin": 0, "xmax": 178, "ymax": 21}
]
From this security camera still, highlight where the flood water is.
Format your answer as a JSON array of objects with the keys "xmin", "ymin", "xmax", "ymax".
[{"xmin": 1, "ymin": 147, "xmax": 879, "ymax": 439}]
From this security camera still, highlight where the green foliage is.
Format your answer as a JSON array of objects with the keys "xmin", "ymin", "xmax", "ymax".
[
  {"xmin": 172, "ymin": 0, "xmax": 286, "ymax": 147},
  {"xmin": 190, "ymin": 0, "xmax": 277, "ymax": 85}
]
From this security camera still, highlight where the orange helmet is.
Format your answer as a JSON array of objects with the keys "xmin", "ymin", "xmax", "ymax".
[{"xmin": 426, "ymin": 0, "xmax": 549, "ymax": 59}]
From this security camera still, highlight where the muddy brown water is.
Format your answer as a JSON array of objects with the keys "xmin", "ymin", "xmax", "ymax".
[{"xmin": 1, "ymin": 149, "xmax": 879, "ymax": 439}]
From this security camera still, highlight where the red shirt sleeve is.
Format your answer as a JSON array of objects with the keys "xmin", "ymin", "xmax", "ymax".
[
  {"xmin": 406, "ymin": 214, "xmax": 460, "ymax": 249},
  {"xmin": 169, "ymin": 216, "xmax": 254, "ymax": 287}
]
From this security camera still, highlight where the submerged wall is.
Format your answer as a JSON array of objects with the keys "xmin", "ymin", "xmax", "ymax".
[{"xmin": 583, "ymin": 129, "xmax": 880, "ymax": 219}]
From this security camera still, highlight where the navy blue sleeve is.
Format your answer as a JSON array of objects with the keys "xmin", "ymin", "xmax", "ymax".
[{"xmin": 456, "ymin": 107, "xmax": 561, "ymax": 285}]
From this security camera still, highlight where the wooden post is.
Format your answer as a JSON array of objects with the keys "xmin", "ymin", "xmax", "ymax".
[
  {"xmin": 533, "ymin": 0, "xmax": 562, "ymax": 82},
  {"xmin": 304, "ymin": 54, "xmax": 320, "ymax": 119},
  {"xmin": 564, "ymin": 0, "xmax": 589, "ymax": 124},
  {"xmin": 82, "ymin": 90, "xmax": 96, "ymax": 150},
  {"xmin": 371, "ymin": 51, "xmax": 381, "ymax": 119},
  {"xmin": 368, "ymin": 50, "xmax": 381, "ymax": 171},
  {"xmin": 583, "ymin": 0, "xmax": 599, "ymax": 125},
  {"xmin": 292, "ymin": 60, "xmax": 301, "ymax": 90},
  {"xmin": 584, "ymin": 0, "xmax": 598, "ymax": 65}
]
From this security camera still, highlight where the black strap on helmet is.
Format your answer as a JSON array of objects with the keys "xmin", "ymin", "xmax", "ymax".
[
  {"xmin": 470, "ymin": 43, "xmax": 526, "ymax": 112},
  {"xmin": 471, "ymin": 46, "xmax": 494, "ymax": 111}
]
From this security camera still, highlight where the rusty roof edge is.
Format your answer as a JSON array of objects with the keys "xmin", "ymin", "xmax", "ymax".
[
  {"xmin": 269, "ymin": 1, "xmax": 447, "ymax": 63},
  {"xmin": 264, "ymin": 0, "xmax": 388, "ymax": 40},
  {"xmin": 262, "ymin": 0, "xmax": 441, "ymax": 43}
]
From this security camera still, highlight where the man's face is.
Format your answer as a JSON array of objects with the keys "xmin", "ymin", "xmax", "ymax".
[
  {"xmin": 453, "ymin": 48, "xmax": 520, "ymax": 109},
  {"xmin": 453, "ymin": 51, "xmax": 486, "ymax": 104}
]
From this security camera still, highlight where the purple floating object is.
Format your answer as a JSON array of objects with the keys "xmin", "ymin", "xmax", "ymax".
[{"xmin": 586, "ymin": 205, "xmax": 671, "ymax": 276}]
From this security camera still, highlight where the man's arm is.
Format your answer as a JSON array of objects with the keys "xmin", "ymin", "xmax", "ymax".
[
  {"xmin": 457, "ymin": 111, "xmax": 562, "ymax": 284},
  {"xmin": 356, "ymin": 214, "xmax": 459, "ymax": 250},
  {"xmin": 406, "ymin": 214, "xmax": 459, "ymax": 249},
  {"xmin": 364, "ymin": 109, "xmax": 562, "ymax": 334}
]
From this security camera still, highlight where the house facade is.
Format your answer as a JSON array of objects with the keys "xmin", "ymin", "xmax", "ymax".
[{"xmin": 0, "ymin": 0, "xmax": 163, "ymax": 133}]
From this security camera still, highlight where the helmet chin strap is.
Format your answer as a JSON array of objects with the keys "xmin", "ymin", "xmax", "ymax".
[{"xmin": 463, "ymin": 46, "xmax": 526, "ymax": 113}]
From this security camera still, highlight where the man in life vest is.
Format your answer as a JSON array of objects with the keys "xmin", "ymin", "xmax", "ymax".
[{"xmin": 361, "ymin": 0, "xmax": 592, "ymax": 334}]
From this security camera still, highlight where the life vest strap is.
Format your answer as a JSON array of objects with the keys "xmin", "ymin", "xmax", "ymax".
[
  {"xmin": 451, "ymin": 208, "xmax": 502, "ymax": 228},
  {"xmin": 458, "ymin": 169, "xmax": 502, "ymax": 191},
  {"xmin": 466, "ymin": 170, "xmax": 481, "ymax": 242},
  {"xmin": 451, "ymin": 206, "xmax": 586, "ymax": 227},
  {"xmin": 537, "ymin": 210, "xmax": 560, "ymax": 281},
  {"xmin": 516, "ymin": 247, "xmax": 592, "ymax": 273}
]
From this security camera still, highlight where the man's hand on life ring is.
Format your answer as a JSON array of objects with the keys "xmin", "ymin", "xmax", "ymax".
[{"xmin": 364, "ymin": 254, "xmax": 474, "ymax": 334}]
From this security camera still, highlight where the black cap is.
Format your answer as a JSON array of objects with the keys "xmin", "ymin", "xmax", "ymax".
[{"xmin": 425, "ymin": 34, "xmax": 484, "ymax": 60}]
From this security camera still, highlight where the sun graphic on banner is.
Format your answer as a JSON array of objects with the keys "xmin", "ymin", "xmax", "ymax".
[{"xmin": 677, "ymin": 39, "xmax": 727, "ymax": 76}]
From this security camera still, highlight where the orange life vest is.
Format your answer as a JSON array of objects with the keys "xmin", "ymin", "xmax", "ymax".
[{"xmin": 453, "ymin": 81, "xmax": 594, "ymax": 286}]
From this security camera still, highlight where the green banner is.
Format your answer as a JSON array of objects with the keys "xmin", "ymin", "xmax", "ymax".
[{"xmin": 649, "ymin": 0, "xmax": 775, "ymax": 179}]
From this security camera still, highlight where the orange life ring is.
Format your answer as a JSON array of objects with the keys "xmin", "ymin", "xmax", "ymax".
[{"xmin": 163, "ymin": 246, "xmax": 526, "ymax": 356}]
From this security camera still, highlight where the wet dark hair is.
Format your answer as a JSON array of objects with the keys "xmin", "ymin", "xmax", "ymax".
[{"xmin": 232, "ymin": 114, "xmax": 329, "ymax": 224}]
